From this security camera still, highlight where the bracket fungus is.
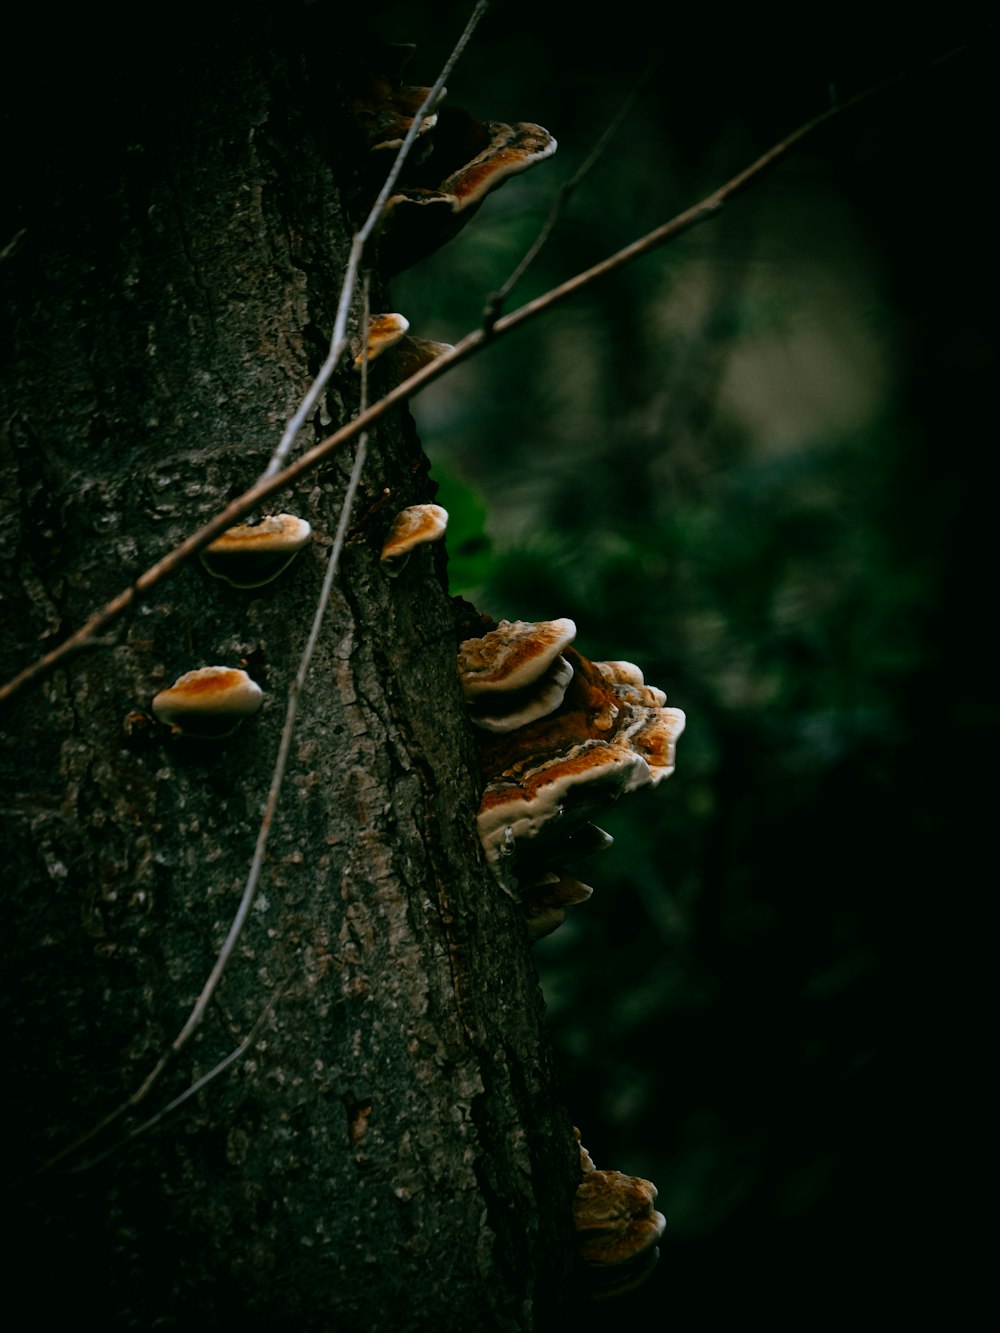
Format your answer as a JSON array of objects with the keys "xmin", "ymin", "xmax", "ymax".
[
  {"xmin": 477, "ymin": 740, "xmax": 651, "ymax": 872},
  {"xmin": 457, "ymin": 617, "xmax": 685, "ymax": 929},
  {"xmin": 199, "ymin": 514, "xmax": 312, "ymax": 588},
  {"xmin": 458, "ymin": 618, "xmax": 577, "ymax": 699},
  {"xmin": 353, "ymin": 313, "xmax": 410, "ymax": 371},
  {"xmin": 458, "ymin": 617, "xmax": 578, "ymax": 735},
  {"xmin": 594, "ymin": 660, "xmax": 668, "ymax": 709},
  {"xmin": 522, "ymin": 869, "xmax": 593, "ymax": 942},
  {"xmin": 378, "ymin": 113, "xmax": 557, "ymax": 271},
  {"xmin": 151, "ymin": 666, "xmax": 263, "ymax": 739},
  {"xmin": 379, "ymin": 503, "xmax": 448, "ymax": 575},
  {"xmin": 573, "ymin": 1167, "xmax": 666, "ymax": 1300},
  {"xmin": 465, "ymin": 653, "xmax": 575, "ymax": 734},
  {"xmin": 361, "ymin": 80, "xmax": 441, "ymax": 153},
  {"xmin": 431, "ymin": 120, "xmax": 558, "ymax": 210},
  {"xmin": 393, "ymin": 334, "xmax": 455, "ymax": 378}
]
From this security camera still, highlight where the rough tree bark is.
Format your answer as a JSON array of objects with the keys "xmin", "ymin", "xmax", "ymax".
[{"xmin": 1, "ymin": 12, "xmax": 580, "ymax": 1329}]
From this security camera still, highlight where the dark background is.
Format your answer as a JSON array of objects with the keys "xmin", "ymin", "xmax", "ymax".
[{"xmin": 369, "ymin": 2, "xmax": 994, "ymax": 1322}]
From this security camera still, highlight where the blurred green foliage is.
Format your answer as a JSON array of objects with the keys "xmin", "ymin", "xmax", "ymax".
[{"xmin": 373, "ymin": 1, "xmax": 989, "ymax": 1318}]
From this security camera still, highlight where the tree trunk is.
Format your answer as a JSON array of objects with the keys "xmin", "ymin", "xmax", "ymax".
[{"xmin": 1, "ymin": 13, "xmax": 578, "ymax": 1329}]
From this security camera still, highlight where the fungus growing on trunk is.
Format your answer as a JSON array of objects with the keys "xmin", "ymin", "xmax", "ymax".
[
  {"xmin": 457, "ymin": 618, "xmax": 577, "ymax": 698},
  {"xmin": 353, "ymin": 313, "xmax": 410, "ymax": 370},
  {"xmin": 199, "ymin": 514, "xmax": 312, "ymax": 588},
  {"xmin": 477, "ymin": 738, "xmax": 651, "ymax": 877},
  {"xmin": 466, "ymin": 655, "xmax": 575, "ymax": 734},
  {"xmin": 522, "ymin": 868, "xmax": 593, "ymax": 941},
  {"xmin": 573, "ymin": 1168, "xmax": 667, "ymax": 1300},
  {"xmin": 379, "ymin": 503, "xmax": 448, "ymax": 575},
  {"xmin": 433, "ymin": 120, "xmax": 558, "ymax": 209},
  {"xmin": 458, "ymin": 619, "xmax": 685, "ymax": 909},
  {"xmin": 151, "ymin": 666, "xmax": 264, "ymax": 739},
  {"xmin": 393, "ymin": 335, "xmax": 455, "ymax": 378},
  {"xmin": 362, "ymin": 81, "xmax": 441, "ymax": 153},
  {"xmin": 594, "ymin": 659, "xmax": 668, "ymax": 708},
  {"xmin": 378, "ymin": 114, "xmax": 557, "ymax": 271}
]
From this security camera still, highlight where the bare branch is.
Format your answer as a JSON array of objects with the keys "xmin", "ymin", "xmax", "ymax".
[
  {"xmin": 483, "ymin": 54, "xmax": 660, "ymax": 328},
  {"xmin": 260, "ymin": 0, "xmax": 489, "ymax": 482},
  {"xmin": 0, "ymin": 65, "xmax": 930, "ymax": 707},
  {"xmin": 72, "ymin": 976, "xmax": 291, "ymax": 1173}
]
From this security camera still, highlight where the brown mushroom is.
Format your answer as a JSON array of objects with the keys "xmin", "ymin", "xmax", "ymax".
[
  {"xmin": 199, "ymin": 514, "xmax": 312, "ymax": 589},
  {"xmin": 573, "ymin": 1168, "xmax": 666, "ymax": 1300},
  {"xmin": 353, "ymin": 313, "xmax": 410, "ymax": 371},
  {"xmin": 435, "ymin": 120, "xmax": 558, "ymax": 210},
  {"xmin": 476, "ymin": 738, "xmax": 652, "ymax": 888},
  {"xmin": 379, "ymin": 503, "xmax": 448, "ymax": 575},
  {"xmin": 393, "ymin": 335, "xmax": 455, "ymax": 378},
  {"xmin": 350, "ymin": 64, "xmax": 442, "ymax": 154},
  {"xmin": 378, "ymin": 115, "xmax": 556, "ymax": 272},
  {"xmin": 457, "ymin": 618, "xmax": 577, "ymax": 698},
  {"xmin": 466, "ymin": 654, "xmax": 574, "ymax": 734},
  {"xmin": 618, "ymin": 705, "xmax": 686, "ymax": 784},
  {"xmin": 594, "ymin": 660, "xmax": 668, "ymax": 708},
  {"xmin": 466, "ymin": 636, "xmax": 684, "ymax": 888},
  {"xmin": 522, "ymin": 868, "xmax": 593, "ymax": 942},
  {"xmin": 151, "ymin": 666, "xmax": 263, "ymax": 739},
  {"xmin": 366, "ymin": 84, "xmax": 440, "ymax": 152},
  {"xmin": 382, "ymin": 120, "xmax": 556, "ymax": 219}
]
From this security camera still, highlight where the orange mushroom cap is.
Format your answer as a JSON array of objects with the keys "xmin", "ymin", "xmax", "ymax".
[
  {"xmin": 574, "ymin": 1168, "xmax": 666, "ymax": 1270},
  {"xmin": 466, "ymin": 654, "xmax": 575, "ymax": 733},
  {"xmin": 378, "ymin": 117, "xmax": 557, "ymax": 272},
  {"xmin": 458, "ymin": 618, "xmax": 577, "ymax": 698},
  {"xmin": 151, "ymin": 666, "xmax": 263, "ymax": 738},
  {"xmin": 200, "ymin": 514, "xmax": 311, "ymax": 588},
  {"xmin": 436, "ymin": 120, "xmax": 557, "ymax": 211},
  {"xmin": 379, "ymin": 503, "xmax": 448, "ymax": 574},
  {"xmin": 353, "ymin": 313, "xmax": 410, "ymax": 371}
]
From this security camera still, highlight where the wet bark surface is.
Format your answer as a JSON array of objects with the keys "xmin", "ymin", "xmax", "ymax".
[{"xmin": 1, "ymin": 13, "xmax": 579, "ymax": 1329}]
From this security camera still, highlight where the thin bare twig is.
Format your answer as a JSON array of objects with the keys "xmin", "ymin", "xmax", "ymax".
[
  {"xmin": 483, "ymin": 54, "xmax": 661, "ymax": 328},
  {"xmin": 260, "ymin": 0, "xmax": 489, "ymax": 481},
  {"xmin": 71, "ymin": 976, "xmax": 291, "ymax": 1173},
  {"xmin": 0, "ymin": 66, "xmax": 924, "ymax": 708}
]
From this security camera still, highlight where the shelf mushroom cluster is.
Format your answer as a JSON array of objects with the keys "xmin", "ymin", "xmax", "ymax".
[
  {"xmin": 457, "ymin": 618, "xmax": 685, "ymax": 934},
  {"xmin": 138, "ymin": 60, "xmax": 666, "ymax": 1302},
  {"xmin": 573, "ymin": 1130, "xmax": 667, "ymax": 1301}
]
